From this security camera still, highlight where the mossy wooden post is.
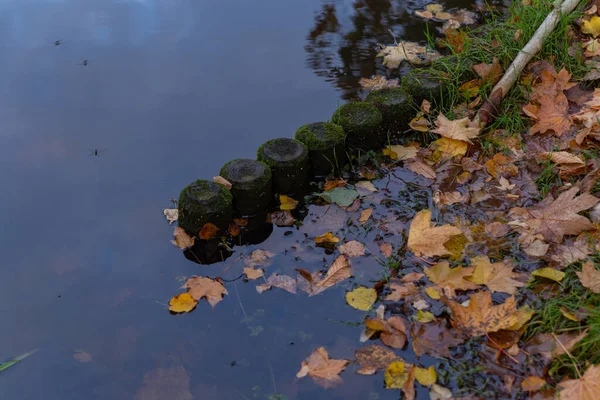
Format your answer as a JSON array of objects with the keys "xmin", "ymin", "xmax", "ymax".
[
  {"xmin": 366, "ymin": 88, "xmax": 413, "ymax": 134},
  {"xmin": 331, "ymin": 102, "xmax": 383, "ymax": 150},
  {"xmin": 295, "ymin": 122, "xmax": 346, "ymax": 178},
  {"xmin": 257, "ymin": 138, "xmax": 310, "ymax": 196},
  {"xmin": 219, "ymin": 159, "xmax": 272, "ymax": 217},
  {"xmin": 178, "ymin": 180, "xmax": 233, "ymax": 235}
]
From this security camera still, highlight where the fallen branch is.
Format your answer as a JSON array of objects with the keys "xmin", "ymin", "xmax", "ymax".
[{"xmin": 472, "ymin": 0, "xmax": 583, "ymax": 128}]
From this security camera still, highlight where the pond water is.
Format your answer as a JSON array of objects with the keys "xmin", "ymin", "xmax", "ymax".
[{"xmin": 0, "ymin": 0, "xmax": 476, "ymax": 398}]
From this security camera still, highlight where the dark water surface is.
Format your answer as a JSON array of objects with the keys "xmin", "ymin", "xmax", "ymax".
[{"xmin": 0, "ymin": 0, "xmax": 472, "ymax": 398}]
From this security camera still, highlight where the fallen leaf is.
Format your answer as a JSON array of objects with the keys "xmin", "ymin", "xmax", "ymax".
[
  {"xmin": 508, "ymin": 187, "xmax": 599, "ymax": 244},
  {"xmin": 409, "ymin": 116, "xmax": 430, "ymax": 132},
  {"xmin": 558, "ymin": 364, "xmax": 600, "ymax": 400},
  {"xmin": 346, "ymin": 287, "xmax": 377, "ymax": 311},
  {"xmin": 171, "ymin": 227, "xmax": 195, "ymax": 249},
  {"xmin": 355, "ymin": 345, "xmax": 401, "ymax": 375},
  {"xmin": 485, "ymin": 153, "xmax": 518, "ymax": 179},
  {"xmin": 355, "ymin": 180, "xmax": 378, "ymax": 192},
  {"xmin": 459, "ymin": 79, "xmax": 480, "ymax": 98},
  {"xmin": 466, "ymin": 256, "xmax": 525, "ymax": 295},
  {"xmin": 169, "ymin": 293, "xmax": 198, "ymax": 313},
  {"xmin": 561, "ymin": 307, "xmax": 580, "ymax": 322},
  {"xmin": 365, "ymin": 316, "xmax": 409, "ymax": 349},
  {"xmin": 532, "ymin": 267, "xmax": 565, "ymax": 282},
  {"xmin": 163, "ymin": 209, "xmax": 178, "ymax": 225},
  {"xmin": 414, "ymin": 310, "xmax": 435, "ymax": 323},
  {"xmin": 506, "ymin": 305, "xmax": 534, "ymax": 331},
  {"xmin": 339, "ymin": 240, "xmax": 366, "ymax": 258},
  {"xmin": 425, "ymin": 286, "xmax": 442, "ymax": 300},
  {"xmin": 383, "ymin": 144, "xmax": 419, "ymax": 160},
  {"xmin": 424, "ymin": 261, "xmax": 478, "ymax": 298},
  {"xmin": 473, "ymin": 58, "xmax": 503, "ymax": 84},
  {"xmin": 72, "ymin": 350, "xmax": 92, "ymax": 363},
  {"xmin": 228, "ymin": 223, "xmax": 240, "ymax": 236},
  {"xmin": 421, "ymin": 100, "xmax": 431, "ymax": 113},
  {"xmin": 384, "ymin": 361, "xmax": 410, "ymax": 389},
  {"xmin": 182, "ymin": 276, "xmax": 228, "ymax": 307},
  {"xmin": 312, "ymin": 255, "xmax": 352, "ymax": 294},
  {"xmin": 446, "ymin": 291, "xmax": 519, "ymax": 336},
  {"xmin": 377, "ymin": 42, "xmax": 440, "ymax": 69},
  {"xmin": 521, "ymin": 376, "xmax": 546, "ymax": 392},
  {"xmin": 430, "ymin": 137, "xmax": 469, "ymax": 161},
  {"xmin": 359, "ymin": 76, "xmax": 399, "ymax": 91},
  {"xmin": 296, "ymin": 347, "xmax": 349, "ymax": 388},
  {"xmin": 243, "ymin": 267, "xmax": 264, "ymax": 280},
  {"xmin": 315, "ymin": 232, "xmax": 340, "ymax": 246},
  {"xmin": 485, "ymin": 222, "xmax": 510, "ymax": 238},
  {"xmin": 318, "ymin": 187, "xmax": 359, "ymax": 207},
  {"xmin": 582, "ymin": 16, "xmax": 600, "ymax": 38},
  {"xmin": 496, "ymin": 177, "xmax": 516, "ymax": 191},
  {"xmin": 539, "ymin": 151, "xmax": 584, "ymax": 167},
  {"xmin": 414, "ymin": 366, "xmax": 437, "ymax": 386},
  {"xmin": 198, "ymin": 223, "xmax": 219, "ymax": 240},
  {"xmin": 430, "ymin": 384, "xmax": 453, "ymax": 400},
  {"xmin": 408, "ymin": 210, "xmax": 463, "ymax": 257},
  {"xmin": 279, "ymin": 195, "xmax": 298, "ymax": 210},
  {"xmin": 576, "ymin": 260, "xmax": 600, "ymax": 293},
  {"xmin": 359, "ymin": 208, "xmax": 373, "ymax": 223},
  {"xmin": 324, "ymin": 179, "xmax": 347, "ymax": 191},
  {"xmin": 385, "ymin": 281, "xmax": 420, "ymax": 301},
  {"xmin": 411, "ymin": 319, "xmax": 464, "ymax": 357},
  {"xmin": 380, "ymin": 242, "xmax": 393, "ymax": 258},
  {"xmin": 213, "ymin": 176, "xmax": 232, "ymax": 189},
  {"xmin": 431, "ymin": 113, "xmax": 481, "ymax": 144},
  {"xmin": 256, "ymin": 273, "xmax": 297, "ymax": 294},
  {"xmin": 245, "ymin": 249, "xmax": 275, "ymax": 266},
  {"xmin": 267, "ymin": 210, "xmax": 295, "ymax": 226},
  {"xmin": 405, "ymin": 158, "xmax": 436, "ymax": 179},
  {"xmin": 526, "ymin": 331, "xmax": 588, "ymax": 360}
]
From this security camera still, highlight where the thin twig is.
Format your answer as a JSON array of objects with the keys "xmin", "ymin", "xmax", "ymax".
[
  {"xmin": 233, "ymin": 282, "xmax": 247, "ymax": 319},
  {"xmin": 486, "ymin": 333, "xmax": 520, "ymax": 364},
  {"xmin": 552, "ymin": 332, "xmax": 582, "ymax": 378}
]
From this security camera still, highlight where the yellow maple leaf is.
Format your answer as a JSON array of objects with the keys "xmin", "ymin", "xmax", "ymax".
[
  {"xmin": 296, "ymin": 347, "xmax": 349, "ymax": 388},
  {"xmin": 168, "ymin": 293, "xmax": 198, "ymax": 313},
  {"xmin": 466, "ymin": 256, "xmax": 525, "ymax": 295},
  {"xmin": 382, "ymin": 144, "xmax": 419, "ymax": 160},
  {"xmin": 430, "ymin": 137, "xmax": 469, "ymax": 162},
  {"xmin": 424, "ymin": 261, "xmax": 479, "ymax": 298},
  {"xmin": 407, "ymin": 210, "xmax": 463, "ymax": 257},
  {"xmin": 582, "ymin": 16, "xmax": 600, "ymax": 38},
  {"xmin": 431, "ymin": 113, "xmax": 480, "ymax": 144},
  {"xmin": 445, "ymin": 291, "xmax": 519, "ymax": 336}
]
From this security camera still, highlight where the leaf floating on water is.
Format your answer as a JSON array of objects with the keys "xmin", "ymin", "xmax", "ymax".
[
  {"xmin": 355, "ymin": 345, "xmax": 401, "ymax": 375},
  {"xmin": 383, "ymin": 144, "xmax": 419, "ymax": 160},
  {"xmin": 414, "ymin": 366, "xmax": 437, "ymax": 386},
  {"xmin": 359, "ymin": 76, "xmax": 399, "ymax": 91},
  {"xmin": 377, "ymin": 41, "xmax": 440, "ymax": 69},
  {"xmin": 379, "ymin": 242, "xmax": 393, "ymax": 258},
  {"xmin": 267, "ymin": 210, "xmax": 295, "ymax": 226},
  {"xmin": 407, "ymin": 210, "xmax": 462, "ymax": 258},
  {"xmin": 311, "ymin": 255, "xmax": 352, "ymax": 295},
  {"xmin": 243, "ymin": 267, "xmax": 264, "ymax": 280},
  {"xmin": 466, "ymin": 256, "xmax": 525, "ymax": 295},
  {"xmin": 411, "ymin": 319, "xmax": 464, "ymax": 358},
  {"xmin": 296, "ymin": 347, "xmax": 349, "ymax": 388},
  {"xmin": 359, "ymin": 208, "xmax": 373, "ymax": 224},
  {"xmin": 72, "ymin": 350, "xmax": 92, "ymax": 363},
  {"xmin": 213, "ymin": 176, "xmax": 232, "ymax": 189},
  {"xmin": 279, "ymin": 194, "xmax": 298, "ymax": 210},
  {"xmin": 181, "ymin": 276, "xmax": 228, "ymax": 307},
  {"xmin": 315, "ymin": 232, "xmax": 340, "ymax": 246},
  {"xmin": 576, "ymin": 260, "xmax": 600, "ymax": 293},
  {"xmin": 405, "ymin": 158, "xmax": 436, "ymax": 180},
  {"xmin": 163, "ymin": 208, "xmax": 178, "ymax": 225},
  {"xmin": 429, "ymin": 384, "xmax": 453, "ymax": 400},
  {"xmin": 338, "ymin": 240, "xmax": 366, "ymax": 258},
  {"xmin": 256, "ymin": 273, "xmax": 297, "ymax": 294},
  {"xmin": 318, "ymin": 187, "xmax": 359, "ymax": 207},
  {"xmin": 345, "ymin": 286, "xmax": 377, "ymax": 311},
  {"xmin": 414, "ymin": 310, "xmax": 435, "ymax": 323},
  {"xmin": 168, "ymin": 293, "xmax": 198, "ymax": 313},
  {"xmin": 198, "ymin": 223, "xmax": 219, "ymax": 240},
  {"xmin": 171, "ymin": 227, "xmax": 195, "ymax": 249},
  {"xmin": 355, "ymin": 180, "xmax": 378, "ymax": 193},
  {"xmin": 323, "ymin": 179, "xmax": 347, "ymax": 191}
]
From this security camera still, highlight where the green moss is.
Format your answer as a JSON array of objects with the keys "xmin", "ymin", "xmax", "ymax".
[
  {"xmin": 331, "ymin": 102, "xmax": 383, "ymax": 150},
  {"xmin": 366, "ymin": 88, "xmax": 413, "ymax": 131},
  {"xmin": 257, "ymin": 138, "xmax": 310, "ymax": 195},
  {"xmin": 220, "ymin": 159, "xmax": 273, "ymax": 217},
  {"xmin": 401, "ymin": 71, "xmax": 447, "ymax": 105},
  {"xmin": 295, "ymin": 122, "xmax": 347, "ymax": 177},
  {"xmin": 178, "ymin": 179, "xmax": 233, "ymax": 234}
]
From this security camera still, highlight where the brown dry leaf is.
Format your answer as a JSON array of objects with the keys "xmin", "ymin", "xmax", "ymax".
[
  {"xmin": 171, "ymin": 227, "xmax": 195, "ymax": 249},
  {"xmin": 296, "ymin": 347, "xmax": 349, "ymax": 388},
  {"xmin": 359, "ymin": 208, "xmax": 373, "ymax": 224},
  {"xmin": 182, "ymin": 276, "xmax": 228, "ymax": 307},
  {"xmin": 485, "ymin": 222, "xmax": 510, "ymax": 238},
  {"xmin": 421, "ymin": 99, "xmax": 431, "ymax": 113},
  {"xmin": 411, "ymin": 319, "xmax": 464, "ymax": 358},
  {"xmin": 496, "ymin": 177, "xmax": 516, "ymax": 191},
  {"xmin": 199, "ymin": 223, "xmax": 219, "ymax": 240},
  {"xmin": 539, "ymin": 151, "xmax": 585, "ymax": 167},
  {"xmin": 245, "ymin": 249, "xmax": 275, "ymax": 266},
  {"xmin": 380, "ymin": 242, "xmax": 393, "ymax": 258},
  {"xmin": 168, "ymin": 293, "xmax": 198, "ymax": 313},
  {"xmin": 355, "ymin": 345, "xmax": 401, "ymax": 375},
  {"xmin": 436, "ymin": 191, "xmax": 468, "ymax": 205},
  {"xmin": 365, "ymin": 316, "xmax": 409, "ymax": 349},
  {"xmin": 377, "ymin": 42, "xmax": 440, "ymax": 69},
  {"xmin": 407, "ymin": 210, "xmax": 462, "ymax": 257},
  {"xmin": 256, "ymin": 273, "xmax": 297, "ymax": 294},
  {"xmin": 359, "ymin": 76, "xmax": 399, "ymax": 91},
  {"xmin": 485, "ymin": 153, "xmax": 518, "ymax": 179},
  {"xmin": 558, "ymin": 364, "xmax": 600, "ymax": 400},
  {"xmin": 267, "ymin": 210, "xmax": 295, "ymax": 226},
  {"xmin": 339, "ymin": 240, "xmax": 366, "ymax": 258},
  {"xmin": 508, "ymin": 187, "xmax": 599, "ymax": 244},
  {"xmin": 466, "ymin": 256, "xmax": 525, "ymax": 295},
  {"xmin": 213, "ymin": 176, "xmax": 232, "ymax": 189},
  {"xmin": 163, "ymin": 208, "xmax": 178, "ymax": 225},
  {"xmin": 243, "ymin": 267, "xmax": 264, "ymax": 280},
  {"xmin": 383, "ymin": 144, "xmax": 419, "ymax": 161},
  {"xmin": 324, "ymin": 179, "xmax": 347, "ymax": 191},
  {"xmin": 228, "ymin": 223, "xmax": 240, "ymax": 236},
  {"xmin": 424, "ymin": 261, "xmax": 478, "ymax": 298},
  {"xmin": 521, "ymin": 376, "xmax": 546, "ymax": 392},
  {"xmin": 526, "ymin": 331, "xmax": 588, "ymax": 360},
  {"xmin": 385, "ymin": 281, "xmax": 420, "ymax": 301},
  {"xmin": 459, "ymin": 79, "xmax": 480, "ymax": 98},
  {"xmin": 431, "ymin": 113, "xmax": 480, "ymax": 144},
  {"xmin": 72, "ymin": 350, "xmax": 93, "ymax": 363},
  {"xmin": 576, "ymin": 260, "xmax": 600, "ymax": 293},
  {"xmin": 405, "ymin": 158, "xmax": 436, "ymax": 180},
  {"xmin": 446, "ymin": 291, "xmax": 519, "ymax": 336},
  {"xmin": 473, "ymin": 57, "xmax": 503, "ymax": 85},
  {"xmin": 551, "ymin": 235, "xmax": 591, "ymax": 265},
  {"xmin": 430, "ymin": 137, "xmax": 469, "ymax": 161},
  {"xmin": 311, "ymin": 255, "xmax": 352, "ymax": 294}
]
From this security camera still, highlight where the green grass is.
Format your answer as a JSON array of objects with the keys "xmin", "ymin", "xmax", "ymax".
[{"xmin": 535, "ymin": 159, "xmax": 562, "ymax": 197}]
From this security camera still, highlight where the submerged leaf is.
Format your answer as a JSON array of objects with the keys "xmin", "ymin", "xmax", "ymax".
[
  {"xmin": 339, "ymin": 240, "xmax": 366, "ymax": 258},
  {"xmin": 355, "ymin": 345, "xmax": 401, "ymax": 375},
  {"xmin": 377, "ymin": 42, "xmax": 440, "ymax": 69},
  {"xmin": 198, "ymin": 223, "xmax": 219, "ymax": 240},
  {"xmin": 256, "ymin": 273, "xmax": 297, "ymax": 294}
]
